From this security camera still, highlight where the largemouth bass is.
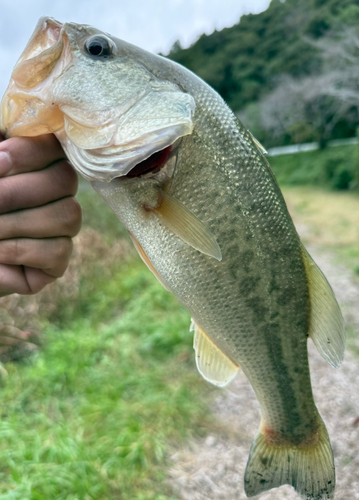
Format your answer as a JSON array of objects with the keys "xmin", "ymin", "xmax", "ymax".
[{"xmin": 0, "ymin": 17, "xmax": 345, "ymax": 500}]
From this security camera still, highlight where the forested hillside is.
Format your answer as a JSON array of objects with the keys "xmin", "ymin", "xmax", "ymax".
[{"xmin": 167, "ymin": 0, "xmax": 359, "ymax": 147}]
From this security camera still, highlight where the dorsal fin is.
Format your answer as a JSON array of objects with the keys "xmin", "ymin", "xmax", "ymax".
[
  {"xmin": 249, "ymin": 132, "xmax": 268, "ymax": 155},
  {"xmin": 301, "ymin": 244, "xmax": 345, "ymax": 368},
  {"xmin": 192, "ymin": 320, "xmax": 239, "ymax": 387}
]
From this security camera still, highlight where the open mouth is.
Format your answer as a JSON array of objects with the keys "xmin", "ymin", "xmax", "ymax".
[{"xmin": 124, "ymin": 145, "xmax": 173, "ymax": 178}]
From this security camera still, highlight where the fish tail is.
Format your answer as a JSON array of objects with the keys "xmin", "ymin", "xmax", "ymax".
[{"xmin": 244, "ymin": 417, "xmax": 335, "ymax": 499}]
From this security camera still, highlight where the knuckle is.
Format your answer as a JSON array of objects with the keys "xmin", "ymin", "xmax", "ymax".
[
  {"xmin": 59, "ymin": 197, "xmax": 82, "ymax": 236},
  {"xmin": 0, "ymin": 177, "xmax": 18, "ymax": 212},
  {"xmin": 12, "ymin": 239, "xmax": 22, "ymax": 262},
  {"xmin": 0, "ymin": 239, "xmax": 23, "ymax": 265},
  {"xmin": 51, "ymin": 160, "xmax": 78, "ymax": 195},
  {"xmin": 56, "ymin": 236, "xmax": 73, "ymax": 262},
  {"xmin": 50, "ymin": 238, "xmax": 73, "ymax": 277}
]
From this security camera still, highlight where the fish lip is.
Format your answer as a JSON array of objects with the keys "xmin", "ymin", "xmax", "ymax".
[
  {"xmin": 17, "ymin": 17, "xmax": 63, "ymax": 65},
  {"xmin": 0, "ymin": 20, "xmax": 72, "ymax": 137}
]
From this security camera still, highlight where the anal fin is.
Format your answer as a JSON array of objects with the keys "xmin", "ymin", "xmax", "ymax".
[
  {"xmin": 301, "ymin": 244, "xmax": 345, "ymax": 368},
  {"xmin": 192, "ymin": 320, "xmax": 239, "ymax": 387}
]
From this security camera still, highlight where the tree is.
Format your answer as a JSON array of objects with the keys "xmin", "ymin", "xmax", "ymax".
[{"xmin": 256, "ymin": 28, "xmax": 359, "ymax": 147}]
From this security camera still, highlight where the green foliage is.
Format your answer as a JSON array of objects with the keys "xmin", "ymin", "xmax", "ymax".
[
  {"xmin": 0, "ymin": 259, "xmax": 211, "ymax": 499},
  {"xmin": 168, "ymin": 0, "xmax": 358, "ymax": 111},
  {"xmin": 336, "ymin": 246, "xmax": 359, "ymax": 276},
  {"xmin": 269, "ymin": 144, "xmax": 359, "ymax": 190},
  {"xmin": 167, "ymin": 0, "xmax": 359, "ymax": 150},
  {"xmin": 77, "ymin": 180, "xmax": 130, "ymax": 243}
]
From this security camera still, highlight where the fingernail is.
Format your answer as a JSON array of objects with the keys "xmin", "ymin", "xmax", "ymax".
[{"xmin": 0, "ymin": 151, "xmax": 11, "ymax": 176}]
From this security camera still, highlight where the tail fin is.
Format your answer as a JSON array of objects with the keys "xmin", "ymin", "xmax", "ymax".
[{"xmin": 244, "ymin": 419, "xmax": 335, "ymax": 499}]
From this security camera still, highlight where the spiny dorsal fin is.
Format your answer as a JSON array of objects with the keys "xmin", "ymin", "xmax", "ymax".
[
  {"xmin": 129, "ymin": 233, "xmax": 171, "ymax": 291},
  {"xmin": 150, "ymin": 188, "xmax": 222, "ymax": 261},
  {"xmin": 192, "ymin": 320, "xmax": 239, "ymax": 387},
  {"xmin": 301, "ymin": 244, "xmax": 345, "ymax": 368},
  {"xmin": 249, "ymin": 132, "xmax": 268, "ymax": 156}
]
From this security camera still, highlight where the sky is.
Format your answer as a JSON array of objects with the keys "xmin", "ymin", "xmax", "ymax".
[{"xmin": 0, "ymin": 0, "xmax": 270, "ymax": 97}]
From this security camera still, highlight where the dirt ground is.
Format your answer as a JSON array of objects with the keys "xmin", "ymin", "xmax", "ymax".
[{"xmin": 168, "ymin": 243, "xmax": 359, "ymax": 500}]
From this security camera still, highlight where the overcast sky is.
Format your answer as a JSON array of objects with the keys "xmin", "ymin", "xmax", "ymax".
[{"xmin": 0, "ymin": 0, "xmax": 270, "ymax": 96}]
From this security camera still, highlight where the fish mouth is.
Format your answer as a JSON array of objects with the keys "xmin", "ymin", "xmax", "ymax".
[
  {"xmin": 0, "ymin": 18, "xmax": 69, "ymax": 137},
  {"xmin": 17, "ymin": 17, "xmax": 63, "ymax": 66},
  {"xmin": 63, "ymin": 116, "xmax": 193, "ymax": 183}
]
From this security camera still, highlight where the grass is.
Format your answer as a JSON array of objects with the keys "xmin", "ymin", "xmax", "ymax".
[
  {"xmin": 0, "ymin": 261, "xmax": 212, "ymax": 500},
  {"xmin": 269, "ymin": 144, "xmax": 358, "ymax": 274},
  {"xmin": 269, "ymin": 143, "xmax": 358, "ymax": 191},
  {"xmin": 281, "ymin": 186, "xmax": 359, "ymax": 274}
]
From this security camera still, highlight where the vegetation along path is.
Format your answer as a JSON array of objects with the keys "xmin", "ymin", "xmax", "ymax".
[{"xmin": 168, "ymin": 195, "xmax": 359, "ymax": 500}]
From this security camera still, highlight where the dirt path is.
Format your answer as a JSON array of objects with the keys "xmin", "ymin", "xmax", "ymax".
[{"xmin": 168, "ymin": 245, "xmax": 359, "ymax": 500}]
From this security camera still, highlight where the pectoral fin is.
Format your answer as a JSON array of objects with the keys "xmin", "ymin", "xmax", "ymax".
[
  {"xmin": 129, "ymin": 233, "xmax": 170, "ymax": 291},
  {"xmin": 150, "ymin": 188, "xmax": 222, "ymax": 261},
  {"xmin": 301, "ymin": 244, "xmax": 345, "ymax": 368},
  {"xmin": 192, "ymin": 320, "xmax": 239, "ymax": 387}
]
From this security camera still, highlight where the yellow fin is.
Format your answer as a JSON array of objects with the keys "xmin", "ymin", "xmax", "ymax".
[
  {"xmin": 245, "ymin": 417, "xmax": 335, "ymax": 499},
  {"xmin": 192, "ymin": 320, "xmax": 239, "ymax": 387},
  {"xmin": 301, "ymin": 244, "xmax": 345, "ymax": 368},
  {"xmin": 151, "ymin": 188, "xmax": 222, "ymax": 261},
  {"xmin": 129, "ymin": 233, "xmax": 171, "ymax": 292}
]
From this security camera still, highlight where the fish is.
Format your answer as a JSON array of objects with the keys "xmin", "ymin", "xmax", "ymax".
[{"xmin": 0, "ymin": 17, "xmax": 345, "ymax": 500}]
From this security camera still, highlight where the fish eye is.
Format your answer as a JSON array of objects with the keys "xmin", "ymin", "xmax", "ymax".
[{"xmin": 84, "ymin": 36, "xmax": 112, "ymax": 59}]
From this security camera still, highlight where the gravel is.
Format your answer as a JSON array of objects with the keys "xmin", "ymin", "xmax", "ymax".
[{"xmin": 168, "ymin": 245, "xmax": 359, "ymax": 500}]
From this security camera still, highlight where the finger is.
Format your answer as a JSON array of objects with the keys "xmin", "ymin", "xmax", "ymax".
[
  {"xmin": 0, "ymin": 263, "xmax": 56, "ymax": 296},
  {"xmin": 0, "ymin": 237, "xmax": 73, "ymax": 278},
  {"xmin": 0, "ymin": 160, "xmax": 78, "ymax": 214},
  {"xmin": 0, "ymin": 134, "xmax": 66, "ymax": 177},
  {"xmin": 0, "ymin": 196, "xmax": 82, "ymax": 240}
]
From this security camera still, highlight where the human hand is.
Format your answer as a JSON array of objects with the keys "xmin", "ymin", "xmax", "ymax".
[{"xmin": 0, "ymin": 134, "xmax": 82, "ymax": 296}]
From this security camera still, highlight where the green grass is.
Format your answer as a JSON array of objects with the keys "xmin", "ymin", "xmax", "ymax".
[
  {"xmin": 77, "ymin": 180, "xmax": 130, "ymax": 243},
  {"xmin": 281, "ymin": 186, "xmax": 358, "ymax": 274},
  {"xmin": 269, "ymin": 144, "xmax": 358, "ymax": 191},
  {"xmin": 335, "ymin": 246, "xmax": 359, "ymax": 276},
  {"xmin": 0, "ymin": 261, "xmax": 212, "ymax": 499}
]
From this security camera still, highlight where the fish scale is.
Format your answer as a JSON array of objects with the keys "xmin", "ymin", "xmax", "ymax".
[{"xmin": 0, "ymin": 18, "xmax": 344, "ymax": 499}]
